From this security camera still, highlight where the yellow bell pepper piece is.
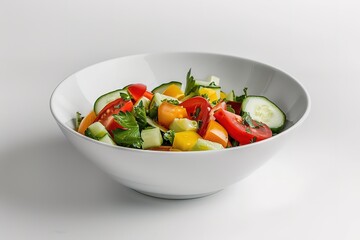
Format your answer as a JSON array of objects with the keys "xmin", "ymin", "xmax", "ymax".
[
  {"xmin": 172, "ymin": 131, "xmax": 201, "ymax": 151},
  {"xmin": 198, "ymin": 88, "xmax": 219, "ymax": 102},
  {"xmin": 220, "ymin": 91, "xmax": 227, "ymax": 100},
  {"xmin": 162, "ymin": 84, "xmax": 185, "ymax": 99}
]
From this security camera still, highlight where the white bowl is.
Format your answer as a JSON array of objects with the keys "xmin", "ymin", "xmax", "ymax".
[{"xmin": 50, "ymin": 52, "xmax": 310, "ymax": 199}]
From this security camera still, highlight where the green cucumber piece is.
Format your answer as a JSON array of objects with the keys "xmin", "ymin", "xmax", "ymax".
[
  {"xmin": 242, "ymin": 96, "xmax": 286, "ymax": 133},
  {"xmin": 192, "ymin": 139, "xmax": 224, "ymax": 151},
  {"xmin": 98, "ymin": 134, "xmax": 116, "ymax": 145},
  {"xmin": 93, "ymin": 89, "xmax": 128, "ymax": 115},
  {"xmin": 169, "ymin": 118, "xmax": 198, "ymax": 132},
  {"xmin": 141, "ymin": 127, "xmax": 163, "ymax": 149},
  {"xmin": 148, "ymin": 92, "xmax": 178, "ymax": 110},
  {"xmin": 134, "ymin": 96, "xmax": 151, "ymax": 109},
  {"xmin": 151, "ymin": 81, "xmax": 182, "ymax": 94},
  {"xmin": 226, "ymin": 90, "xmax": 235, "ymax": 101},
  {"xmin": 85, "ymin": 122, "xmax": 108, "ymax": 139},
  {"xmin": 85, "ymin": 122, "xmax": 116, "ymax": 145}
]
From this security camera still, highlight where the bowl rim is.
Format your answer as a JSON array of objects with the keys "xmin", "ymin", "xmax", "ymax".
[{"xmin": 50, "ymin": 51, "xmax": 311, "ymax": 154}]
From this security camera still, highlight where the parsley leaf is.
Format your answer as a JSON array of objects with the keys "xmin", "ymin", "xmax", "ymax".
[
  {"xmin": 242, "ymin": 111, "xmax": 256, "ymax": 128},
  {"xmin": 120, "ymin": 92, "xmax": 131, "ymax": 101},
  {"xmin": 75, "ymin": 112, "xmax": 83, "ymax": 131},
  {"xmin": 148, "ymin": 106, "xmax": 158, "ymax": 120},
  {"xmin": 163, "ymin": 130, "xmax": 175, "ymax": 144},
  {"xmin": 200, "ymin": 93, "xmax": 210, "ymax": 101},
  {"xmin": 112, "ymin": 112, "xmax": 142, "ymax": 148},
  {"xmin": 230, "ymin": 138, "xmax": 239, "ymax": 147},
  {"xmin": 235, "ymin": 87, "xmax": 248, "ymax": 102},
  {"xmin": 185, "ymin": 68, "xmax": 196, "ymax": 95},
  {"xmin": 192, "ymin": 106, "xmax": 201, "ymax": 119},
  {"xmin": 161, "ymin": 99, "xmax": 180, "ymax": 105},
  {"xmin": 133, "ymin": 101, "xmax": 148, "ymax": 130}
]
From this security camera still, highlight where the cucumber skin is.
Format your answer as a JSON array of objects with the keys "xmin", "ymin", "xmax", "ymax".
[
  {"xmin": 151, "ymin": 81, "xmax": 182, "ymax": 94},
  {"xmin": 242, "ymin": 96, "xmax": 286, "ymax": 134},
  {"xmin": 93, "ymin": 89, "xmax": 128, "ymax": 115},
  {"xmin": 85, "ymin": 122, "xmax": 108, "ymax": 139}
]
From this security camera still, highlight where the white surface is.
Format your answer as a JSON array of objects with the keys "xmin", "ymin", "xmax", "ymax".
[{"xmin": 0, "ymin": 0, "xmax": 359, "ymax": 239}]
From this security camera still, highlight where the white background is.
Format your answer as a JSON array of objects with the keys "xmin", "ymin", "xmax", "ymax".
[{"xmin": 1, "ymin": 0, "xmax": 359, "ymax": 239}]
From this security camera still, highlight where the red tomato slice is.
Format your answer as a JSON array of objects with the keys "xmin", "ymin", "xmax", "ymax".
[
  {"xmin": 213, "ymin": 108, "xmax": 272, "ymax": 145},
  {"xmin": 209, "ymin": 101, "xmax": 226, "ymax": 121},
  {"xmin": 94, "ymin": 98, "xmax": 133, "ymax": 133},
  {"xmin": 127, "ymin": 84, "xmax": 146, "ymax": 101},
  {"xmin": 179, "ymin": 96, "xmax": 212, "ymax": 136}
]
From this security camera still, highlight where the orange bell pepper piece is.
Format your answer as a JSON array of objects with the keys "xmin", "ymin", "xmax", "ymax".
[
  {"xmin": 77, "ymin": 111, "xmax": 97, "ymax": 135},
  {"xmin": 158, "ymin": 102, "xmax": 188, "ymax": 128},
  {"xmin": 203, "ymin": 120, "xmax": 228, "ymax": 147}
]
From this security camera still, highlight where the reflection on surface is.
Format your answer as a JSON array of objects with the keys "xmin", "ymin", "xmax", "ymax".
[{"xmin": 0, "ymin": 137, "xmax": 228, "ymax": 215}]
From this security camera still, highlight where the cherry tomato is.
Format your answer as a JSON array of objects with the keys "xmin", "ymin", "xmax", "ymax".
[
  {"xmin": 127, "ymin": 83, "xmax": 147, "ymax": 101},
  {"xmin": 179, "ymin": 96, "xmax": 211, "ymax": 136},
  {"xmin": 213, "ymin": 108, "xmax": 272, "ymax": 145},
  {"xmin": 94, "ymin": 98, "xmax": 133, "ymax": 133}
]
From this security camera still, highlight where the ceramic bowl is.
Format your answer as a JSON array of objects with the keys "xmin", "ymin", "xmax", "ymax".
[{"xmin": 50, "ymin": 52, "xmax": 310, "ymax": 199}]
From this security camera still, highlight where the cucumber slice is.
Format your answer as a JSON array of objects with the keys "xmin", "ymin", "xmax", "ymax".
[
  {"xmin": 85, "ymin": 122, "xmax": 108, "ymax": 139},
  {"xmin": 226, "ymin": 90, "xmax": 235, "ymax": 101},
  {"xmin": 134, "ymin": 96, "xmax": 151, "ymax": 109},
  {"xmin": 242, "ymin": 96, "xmax": 286, "ymax": 133},
  {"xmin": 151, "ymin": 81, "xmax": 182, "ymax": 94},
  {"xmin": 148, "ymin": 92, "xmax": 178, "ymax": 110},
  {"xmin": 169, "ymin": 118, "xmax": 198, "ymax": 132},
  {"xmin": 98, "ymin": 134, "xmax": 116, "ymax": 145},
  {"xmin": 141, "ymin": 127, "xmax": 163, "ymax": 149},
  {"xmin": 192, "ymin": 139, "xmax": 224, "ymax": 151},
  {"xmin": 85, "ymin": 122, "xmax": 116, "ymax": 145},
  {"xmin": 93, "ymin": 89, "xmax": 128, "ymax": 115}
]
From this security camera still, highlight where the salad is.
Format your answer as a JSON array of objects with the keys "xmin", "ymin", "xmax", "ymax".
[{"xmin": 75, "ymin": 69, "xmax": 286, "ymax": 151}]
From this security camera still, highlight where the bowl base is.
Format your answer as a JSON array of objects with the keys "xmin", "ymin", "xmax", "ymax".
[{"xmin": 133, "ymin": 189, "xmax": 222, "ymax": 200}]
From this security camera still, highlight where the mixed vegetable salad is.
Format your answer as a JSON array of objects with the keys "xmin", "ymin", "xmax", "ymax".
[{"xmin": 75, "ymin": 70, "xmax": 286, "ymax": 151}]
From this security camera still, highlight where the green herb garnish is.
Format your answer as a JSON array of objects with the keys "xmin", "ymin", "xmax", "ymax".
[
  {"xmin": 120, "ymin": 92, "xmax": 131, "ymax": 101},
  {"xmin": 163, "ymin": 130, "xmax": 175, "ymax": 144},
  {"xmin": 112, "ymin": 111, "xmax": 142, "ymax": 148},
  {"xmin": 185, "ymin": 69, "xmax": 196, "ymax": 96},
  {"xmin": 75, "ymin": 112, "xmax": 83, "ymax": 131},
  {"xmin": 235, "ymin": 87, "xmax": 248, "ymax": 102},
  {"xmin": 162, "ymin": 99, "xmax": 180, "ymax": 105},
  {"xmin": 133, "ymin": 101, "xmax": 148, "ymax": 130}
]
